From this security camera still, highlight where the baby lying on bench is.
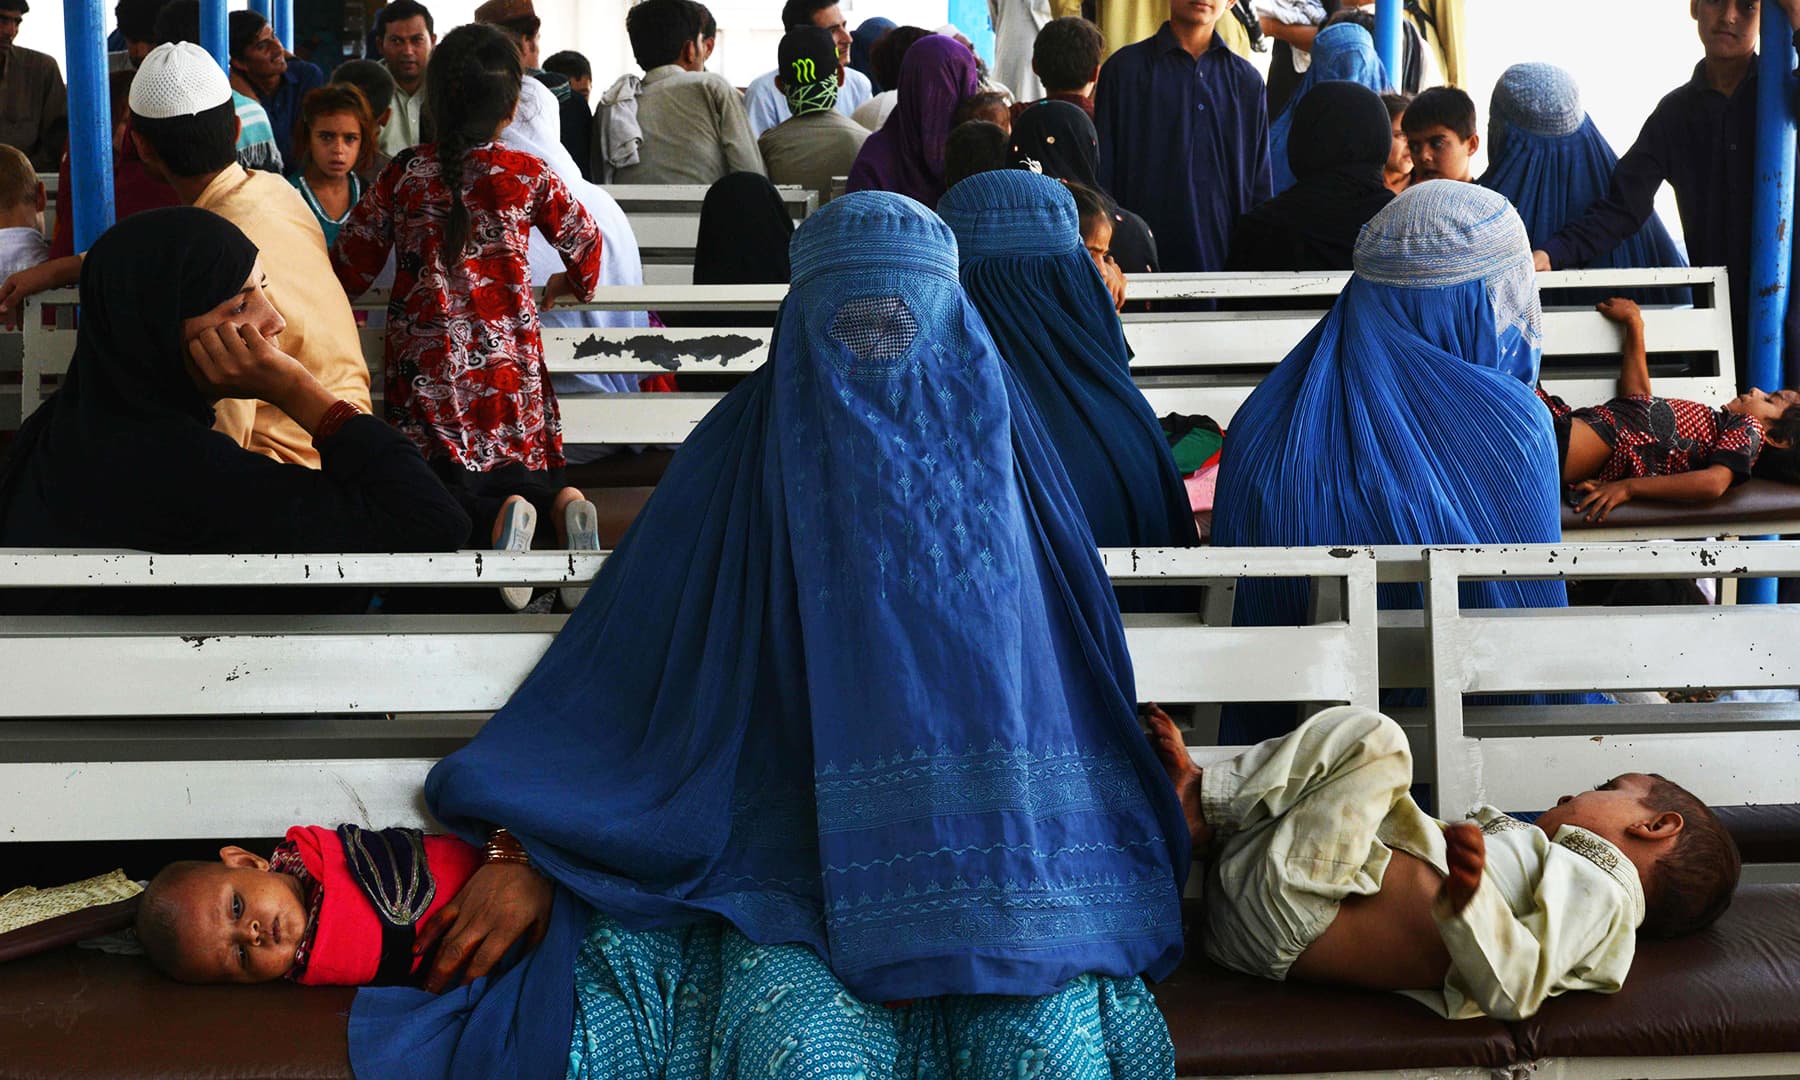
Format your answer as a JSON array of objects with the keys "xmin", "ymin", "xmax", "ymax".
[
  {"xmin": 134, "ymin": 825, "xmax": 482, "ymax": 985},
  {"xmin": 1542, "ymin": 297, "xmax": 1800, "ymax": 523},
  {"xmin": 1146, "ymin": 704, "xmax": 1741, "ymax": 1020}
]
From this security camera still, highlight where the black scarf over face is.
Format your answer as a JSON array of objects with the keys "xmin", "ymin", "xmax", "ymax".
[
  {"xmin": 694, "ymin": 172, "xmax": 795, "ymax": 286},
  {"xmin": 1227, "ymin": 80, "xmax": 1396, "ymax": 273},
  {"xmin": 1010, "ymin": 101, "xmax": 1162, "ymax": 274},
  {"xmin": 0, "ymin": 207, "xmax": 260, "ymax": 542}
]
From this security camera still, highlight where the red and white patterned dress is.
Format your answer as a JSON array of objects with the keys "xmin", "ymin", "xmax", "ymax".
[{"xmin": 332, "ymin": 142, "xmax": 603, "ymax": 472}]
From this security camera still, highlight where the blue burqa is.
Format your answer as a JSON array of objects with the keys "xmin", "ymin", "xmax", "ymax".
[
  {"xmin": 1213, "ymin": 181, "xmax": 1580, "ymax": 744},
  {"xmin": 1268, "ymin": 23, "xmax": 1390, "ymax": 195},
  {"xmin": 1478, "ymin": 62, "xmax": 1687, "ymax": 307},
  {"xmin": 938, "ymin": 169, "xmax": 1198, "ymax": 553},
  {"xmin": 351, "ymin": 191, "xmax": 1189, "ymax": 1078}
]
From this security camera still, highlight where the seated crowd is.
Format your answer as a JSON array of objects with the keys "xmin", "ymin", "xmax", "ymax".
[{"xmin": 0, "ymin": 0, "xmax": 1797, "ymax": 1075}]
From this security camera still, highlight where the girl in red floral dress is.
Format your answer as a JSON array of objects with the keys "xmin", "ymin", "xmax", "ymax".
[{"xmin": 332, "ymin": 23, "xmax": 603, "ymax": 605}]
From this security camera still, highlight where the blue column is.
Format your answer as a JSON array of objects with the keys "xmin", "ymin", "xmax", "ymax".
[
  {"xmin": 248, "ymin": 0, "xmax": 272, "ymax": 22},
  {"xmin": 1744, "ymin": 5, "xmax": 1797, "ymax": 606},
  {"xmin": 63, "ymin": 0, "xmax": 113, "ymax": 252},
  {"xmin": 273, "ymin": 0, "xmax": 294, "ymax": 50},
  {"xmin": 1374, "ymin": 0, "xmax": 1403, "ymax": 92},
  {"xmin": 200, "ymin": 0, "xmax": 228, "ymax": 70}
]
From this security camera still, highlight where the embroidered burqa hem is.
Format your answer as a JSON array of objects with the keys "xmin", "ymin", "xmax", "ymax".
[
  {"xmin": 351, "ymin": 191, "xmax": 1188, "ymax": 1078},
  {"xmin": 1213, "ymin": 181, "xmax": 1596, "ymax": 744},
  {"xmin": 566, "ymin": 913, "xmax": 1174, "ymax": 1079}
]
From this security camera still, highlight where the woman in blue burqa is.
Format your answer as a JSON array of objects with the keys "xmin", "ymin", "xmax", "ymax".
[
  {"xmin": 1477, "ymin": 62, "xmax": 1687, "ymax": 306},
  {"xmin": 1267, "ymin": 21, "xmax": 1389, "ymax": 196},
  {"xmin": 1212, "ymin": 180, "xmax": 1586, "ymax": 744},
  {"xmin": 350, "ymin": 191, "xmax": 1190, "ymax": 1079},
  {"xmin": 937, "ymin": 169, "xmax": 1197, "ymax": 555}
]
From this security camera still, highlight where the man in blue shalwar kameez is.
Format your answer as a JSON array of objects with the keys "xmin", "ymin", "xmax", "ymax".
[{"xmin": 1094, "ymin": 0, "xmax": 1272, "ymax": 273}]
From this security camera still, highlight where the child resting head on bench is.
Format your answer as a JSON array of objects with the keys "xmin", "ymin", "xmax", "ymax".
[
  {"xmin": 134, "ymin": 825, "xmax": 483, "ymax": 985},
  {"xmin": 1145, "ymin": 704, "xmax": 1740, "ymax": 1020},
  {"xmin": 1540, "ymin": 297, "xmax": 1800, "ymax": 523}
]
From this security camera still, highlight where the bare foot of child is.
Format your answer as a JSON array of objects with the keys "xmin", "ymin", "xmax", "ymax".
[
  {"xmin": 1441, "ymin": 822, "xmax": 1486, "ymax": 915},
  {"xmin": 1143, "ymin": 703, "xmax": 1211, "ymax": 850}
]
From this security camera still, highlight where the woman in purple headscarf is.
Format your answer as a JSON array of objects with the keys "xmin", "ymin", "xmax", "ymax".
[{"xmin": 845, "ymin": 34, "xmax": 979, "ymax": 208}]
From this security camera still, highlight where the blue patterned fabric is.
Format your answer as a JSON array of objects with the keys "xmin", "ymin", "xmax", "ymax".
[
  {"xmin": 1268, "ymin": 24, "xmax": 1390, "ymax": 194},
  {"xmin": 565, "ymin": 912, "xmax": 1175, "ymax": 1079},
  {"xmin": 1478, "ymin": 62, "xmax": 1688, "ymax": 304},
  {"xmin": 938, "ymin": 170, "xmax": 1198, "ymax": 557},
  {"xmin": 1213, "ymin": 182, "xmax": 1586, "ymax": 743},
  {"xmin": 352, "ymin": 191, "xmax": 1189, "ymax": 1078}
]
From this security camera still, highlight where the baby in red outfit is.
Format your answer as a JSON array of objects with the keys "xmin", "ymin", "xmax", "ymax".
[{"xmin": 134, "ymin": 825, "xmax": 481, "ymax": 985}]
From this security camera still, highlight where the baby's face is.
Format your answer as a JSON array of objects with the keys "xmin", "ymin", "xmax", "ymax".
[
  {"xmin": 166, "ymin": 863, "xmax": 308, "ymax": 983},
  {"xmin": 1532, "ymin": 773, "xmax": 1658, "ymax": 845}
]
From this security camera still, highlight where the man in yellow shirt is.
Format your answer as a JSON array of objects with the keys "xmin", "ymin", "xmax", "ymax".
[{"xmin": 5, "ymin": 43, "xmax": 369, "ymax": 468}]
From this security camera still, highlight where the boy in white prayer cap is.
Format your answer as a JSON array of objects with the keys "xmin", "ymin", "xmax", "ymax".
[{"xmin": 1144, "ymin": 704, "xmax": 1740, "ymax": 1020}]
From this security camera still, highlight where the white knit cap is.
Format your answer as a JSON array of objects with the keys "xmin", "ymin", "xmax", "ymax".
[{"xmin": 128, "ymin": 42, "xmax": 232, "ymax": 119}]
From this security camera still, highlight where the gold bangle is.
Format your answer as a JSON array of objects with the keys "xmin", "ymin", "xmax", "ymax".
[{"xmin": 483, "ymin": 827, "xmax": 531, "ymax": 866}]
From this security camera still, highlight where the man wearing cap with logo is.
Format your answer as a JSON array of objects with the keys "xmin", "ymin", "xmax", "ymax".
[
  {"xmin": 743, "ymin": 0, "xmax": 873, "ymax": 137},
  {"xmin": 758, "ymin": 25, "xmax": 868, "ymax": 204},
  {"xmin": 0, "ymin": 43, "xmax": 371, "ymax": 468}
]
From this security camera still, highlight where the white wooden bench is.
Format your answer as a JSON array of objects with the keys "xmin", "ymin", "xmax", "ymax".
[
  {"xmin": 1422, "ymin": 542, "xmax": 1800, "ymax": 825},
  {"xmin": 0, "ymin": 545, "xmax": 1377, "ymax": 842},
  {"xmin": 602, "ymin": 183, "xmax": 817, "ymax": 285}
]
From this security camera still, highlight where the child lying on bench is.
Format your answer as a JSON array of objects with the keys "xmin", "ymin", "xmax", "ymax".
[
  {"xmin": 1541, "ymin": 297, "xmax": 1800, "ymax": 523},
  {"xmin": 133, "ymin": 825, "xmax": 483, "ymax": 985},
  {"xmin": 1145, "ymin": 704, "xmax": 1741, "ymax": 1020}
]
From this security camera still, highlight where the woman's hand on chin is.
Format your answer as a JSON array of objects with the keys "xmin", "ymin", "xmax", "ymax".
[
  {"xmin": 185, "ymin": 321, "xmax": 306, "ymax": 402},
  {"xmin": 413, "ymin": 861, "xmax": 555, "ymax": 994}
]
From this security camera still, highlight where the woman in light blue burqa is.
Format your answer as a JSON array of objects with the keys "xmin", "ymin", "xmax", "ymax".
[
  {"xmin": 1213, "ymin": 181, "xmax": 1587, "ymax": 744},
  {"xmin": 350, "ymin": 191, "xmax": 1189, "ymax": 1079}
]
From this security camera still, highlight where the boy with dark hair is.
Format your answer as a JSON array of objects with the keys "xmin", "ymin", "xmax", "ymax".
[
  {"xmin": 1146, "ymin": 703, "xmax": 1741, "ymax": 1019},
  {"xmin": 226, "ymin": 7, "xmax": 324, "ymax": 173},
  {"xmin": 543, "ymin": 48, "xmax": 592, "ymax": 99},
  {"xmin": 114, "ymin": 0, "xmax": 169, "ymax": 67},
  {"xmin": 758, "ymin": 25, "xmax": 867, "ymax": 204},
  {"xmin": 331, "ymin": 59, "xmax": 396, "ymax": 186},
  {"xmin": 153, "ymin": 0, "xmax": 283, "ymax": 173},
  {"xmin": 1012, "ymin": 16, "xmax": 1104, "ymax": 119},
  {"xmin": 374, "ymin": 0, "xmax": 435, "ymax": 156},
  {"xmin": 1401, "ymin": 84, "xmax": 1477, "ymax": 183},
  {"xmin": 743, "ymin": 0, "xmax": 873, "ymax": 136},
  {"xmin": 596, "ymin": 0, "xmax": 762, "ymax": 184},
  {"xmin": 952, "ymin": 90, "xmax": 1013, "ymax": 134},
  {"xmin": 1534, "ymin": 0, "xmax": 1800, "ymax": 392},
  {"xmin": 943, "ymin": 119, "xmax": 1011, "ymax": 188}
]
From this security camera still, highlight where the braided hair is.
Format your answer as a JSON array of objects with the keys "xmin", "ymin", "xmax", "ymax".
[{"xmin": 424, "ymin": 23, "xmax": 522, "ymax": 261}]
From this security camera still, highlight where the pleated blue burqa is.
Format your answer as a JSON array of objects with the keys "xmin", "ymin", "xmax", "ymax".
[
  {"xmin": 1268, "ymin": 23, "xmax": 1390, "ymax": 195},
  {"xmin": 350, "ymin": 191, "xmax": 1189, "ymax": 1078},
  {"xmin": 1479, "ymin": 62, "xmax": 1687, "ymax": 275},
  {"xmin": 1212, "ymin": 181, "xmax": 1578, "ymax": 743},
  {"xmin": 938, "ymin": 170, "xmax": 1198, "ymax": 553}
]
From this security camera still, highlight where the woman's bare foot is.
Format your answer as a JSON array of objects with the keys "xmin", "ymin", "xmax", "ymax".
[
  {"xmin": 1143, "ymin": 703, "xmax": 1210, "ymax": 850},
  {"xmin": 1441, "ymin": 822, "xmax": 1486, "ymax": 915}
]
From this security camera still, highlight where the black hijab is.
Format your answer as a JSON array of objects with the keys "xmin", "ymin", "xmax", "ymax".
[
  {"xmin": 0, "ymin": 207, "xmax": 260, "ymax": 543},
  {"xmin": 1226, "ymin": 80, "xmax": 1395, "ymax": 273},
  {"xmin": 1010, "ymin": 101, "xmax": 1161, "ymax": 274},
  {"xmin": 693, "ymin": 172, "xmax": 794, "ymax": 286}
]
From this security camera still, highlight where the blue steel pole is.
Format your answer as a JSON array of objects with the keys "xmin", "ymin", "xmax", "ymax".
[
  {"xmin": 1743, "ymin": 5, "xmax": 1797, "ymax": 606},
  {"xmin": 1374, "ymin": 0, "xmax": 1403, "ymax": 92},
  {"xmin": 248, "ymin": 0, "xmax": 272, "ymax": 24},
  {"xmin": 200, "ymin": 0, "xmax": 228, "ymax": 70},
  {"xmin": 274, "ymin": 0, "xmax": 294, "ymax": 50},
  {"xmin": 63, "ymin": 0, "xmax": 113, "ymax": 252}
]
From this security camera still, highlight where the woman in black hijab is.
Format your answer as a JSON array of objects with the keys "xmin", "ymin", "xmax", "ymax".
[
  {"xmin": 1010, "ymin": 101, "xmax": 1160, "ymax": 275},
  {"xmin": 1226, "ymin": 80, "xmax": 1396, "ymax": 273},
  {"xmin": 660, "ymin": 172, "xmax": 794, "ymax": 341},
  {"xmin": 0, "ymin": 208, "xmax": 468, "ymax": 609}
]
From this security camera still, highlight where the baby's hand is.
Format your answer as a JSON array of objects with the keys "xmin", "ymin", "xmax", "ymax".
[
  {"xmin": 1441, "ymin": 822, "xmax": 1486, "ymax": 916},
  {"xmin": 1595, "ymin": 297, "xmax": 1643, "ymax": 327}
]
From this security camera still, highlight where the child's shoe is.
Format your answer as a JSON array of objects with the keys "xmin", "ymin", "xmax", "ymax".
[
  {"xmin": 494, "ymin": 497, "xmax": 537, "ymax": 612},
  {"xmin": 559, "ymin": 498, "xmax": 600, "ymax": 611}
]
